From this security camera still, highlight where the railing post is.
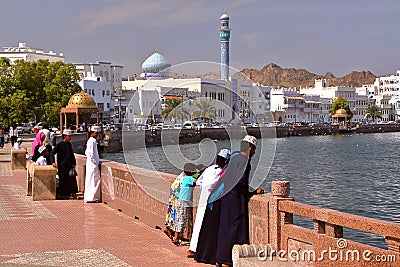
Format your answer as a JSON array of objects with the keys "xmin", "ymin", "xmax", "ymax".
[
  {"xmin": 325, "ymin": 223, "xmax": 343, "ymax": 238},
  {"xmin": 386, "ymin": 236, "xmax": 400, "ymax": 253},
  {"xmin": 269, "ymin": 181, "xmax": 293, "ymax": 251}
]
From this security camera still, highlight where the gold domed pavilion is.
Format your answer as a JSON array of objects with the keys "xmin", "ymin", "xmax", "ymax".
[
  {"xmin": 60, "ymin": 91, "xmax": 100, "ymax": 132},
  {"xmin": 66, "ymin": 92, "xmax": 98, "ymax": 109},
  {"xmin": 332, "ymin": 108, "xmax": 348, "ymax": 125}
]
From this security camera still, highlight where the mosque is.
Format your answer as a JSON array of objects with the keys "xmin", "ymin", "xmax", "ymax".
[{"xmin": 122, "ymin": 11, "xmax": 271, "ymax": 126}]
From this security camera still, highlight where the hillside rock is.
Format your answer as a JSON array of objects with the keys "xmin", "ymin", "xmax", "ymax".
[{"xmin": 241, "ymin": 63, "xmax": 377, "ymax": 88}]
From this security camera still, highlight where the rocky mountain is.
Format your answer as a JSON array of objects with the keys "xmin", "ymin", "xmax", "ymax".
[
  {"xmin": 241, "ymin": 63, "xmax": 377, "ymax": 88},
  {"xmin": 169, "ymin": 63, "xmax": 378, "ymax": 88}
]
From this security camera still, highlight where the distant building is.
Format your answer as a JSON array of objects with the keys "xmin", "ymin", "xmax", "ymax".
[
  {"xmin": 74, "ymin": 61, "xmax": 124, "ymax": 123},
  {"xmin": 0, "ymin": 42, "xmax": 64, "ymax": 63}
]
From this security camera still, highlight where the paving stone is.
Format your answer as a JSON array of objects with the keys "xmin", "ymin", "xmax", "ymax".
[
  {"xmin": 2, "ymin": 249, "xmax": 131, "ymax": 267},
  {"xmin": 0, "ymin": 155, "xmax": 209, "ymax": 267}
]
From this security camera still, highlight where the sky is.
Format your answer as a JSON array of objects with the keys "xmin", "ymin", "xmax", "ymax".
[{"xmin": 0, "ymin": 0, "xmax": 399, "ymax": 78}]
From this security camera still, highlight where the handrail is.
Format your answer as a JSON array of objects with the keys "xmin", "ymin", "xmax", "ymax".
[{"xmin": 279, "ymin": 201, "xmax": 400, "ymax": 238}]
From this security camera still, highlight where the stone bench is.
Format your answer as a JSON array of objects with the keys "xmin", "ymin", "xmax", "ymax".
[
  {"xmin": 11, "ymin": 148, "xmax": 27, "ymax": 170},
  {"xmin": 26, "ymin": 160, "xmax": 58, "ymax": 201}
]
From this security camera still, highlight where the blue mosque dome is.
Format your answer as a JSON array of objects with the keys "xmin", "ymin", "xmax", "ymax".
[
  {"xmin": 220, "ymin": 13, "xmax": 229, "ymax": 20},
  {"xmin": 141, "ymin": 51, "xmax": 171, "ymax": 73}
]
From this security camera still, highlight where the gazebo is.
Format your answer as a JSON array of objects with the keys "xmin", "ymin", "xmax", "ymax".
[
  {"xmin": 60, "ymin": 91, "xmax": 100, "ymax": 132},
  {"xmin": 332, "ymin": 108, "xmax": 348, "ymax": 125}
]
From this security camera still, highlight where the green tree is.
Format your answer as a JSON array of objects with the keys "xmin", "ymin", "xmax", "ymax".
[
  {"xmin": 364, "ymin": 105, "xmax": 382, "ymax": 122},
  {"xmin": 329, "ymin": 96, "xmax": 353, "ymax": 119},
  {"xmin": 161, "ymin": 98, "xmax": 190, "ymax": 124},
  {"xmin": 0, "ymin": 58, "xmax": 13, "ymax": 128},
  {"xmin": 192, "ymin": 99, "xmax": 216, "ymax": 122},
  {"xmin": 0, "ymin": 58, "xmax": 81, "ymax": 127}
]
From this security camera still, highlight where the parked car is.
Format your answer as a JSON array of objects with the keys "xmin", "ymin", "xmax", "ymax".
[
  {"xmin": 162, "ymin": 124, "xmax": 174, "ymax": 129},
  {"xmin": 33, "ymin": 122, "xmax": 45, "ymax": 133},
  {"xmin": 50, "ymin": 127, "xmax": 60, "ymax": 135},
  {"xmin": 17, "ymin": 122, "xmax": 34, "ymax": 134},
  {"xmin": 182, "ymin": 121, "xmax": 195, "ymax": 129}
]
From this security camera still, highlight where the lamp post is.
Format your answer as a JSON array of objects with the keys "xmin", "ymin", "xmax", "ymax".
[{"xmin": 113, "ymin": 87, "xmax": 124, "ymax": 124}]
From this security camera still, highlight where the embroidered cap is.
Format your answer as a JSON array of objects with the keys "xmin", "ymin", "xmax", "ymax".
[
  {"xmin": 63, "ymin": 129, "xmax": 73, "ymax": 136},
  {"xmin": 91, "ymin": 125, "xmax": 101, "ymax": 132},
  {"xmin": 38, "ymin": 146, "xmax": 47, "ymax": 154},
  {"xmin": 242, "ymin": 135, "xmax": 257, "ymax": 147},
  {"xmin": 217, "ymin": 149, "xmax": 231, "ymax": 159}
]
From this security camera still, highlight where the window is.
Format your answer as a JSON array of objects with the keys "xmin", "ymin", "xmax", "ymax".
[{"xmin": 97, "ymin": 103, "xmax": 104, "ymax": 111}]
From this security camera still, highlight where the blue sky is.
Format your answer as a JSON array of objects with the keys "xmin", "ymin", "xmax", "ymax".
[{"xmin": 1, "ymin": 0, "xmax": 399, "ymax": 77}]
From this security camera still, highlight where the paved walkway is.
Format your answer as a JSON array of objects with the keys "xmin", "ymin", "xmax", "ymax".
[{"xmin": 0, "ymin": 141, "xmax": 209, "ymax": 267}]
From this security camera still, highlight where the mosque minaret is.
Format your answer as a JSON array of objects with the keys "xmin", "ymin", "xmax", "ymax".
[{"xmin": 219, "ymin": 11, "xmax": 231, "ymax": 80}]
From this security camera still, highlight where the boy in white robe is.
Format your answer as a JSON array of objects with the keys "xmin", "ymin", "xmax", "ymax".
[{"xmin": 36, "ymin": 146, "xmax": 48, "ymax": 166}]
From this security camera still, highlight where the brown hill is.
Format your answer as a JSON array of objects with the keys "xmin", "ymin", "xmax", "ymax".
[{"xmin": 241, "ymin": 63, "xmax": 377, "ymax": 88}]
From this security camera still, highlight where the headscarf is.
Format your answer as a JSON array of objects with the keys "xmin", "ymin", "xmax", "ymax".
[{"xmin": 32, "ymin": 132, "xmax": 45, "ymax": 155}]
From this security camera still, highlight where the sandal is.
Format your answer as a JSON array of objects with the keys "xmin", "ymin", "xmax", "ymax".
[
  {"xmin": 172, "ymin": 240, "xmax": 181, "ymax": 246},
  {"xmin": 187, "ymin": 250, "xmax": 195, "ymax": 258}
]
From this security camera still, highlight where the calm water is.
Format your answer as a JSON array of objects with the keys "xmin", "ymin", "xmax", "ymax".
[{"xmin": 104, "ymin": 132, "xmax": 400, "ymax": 249}]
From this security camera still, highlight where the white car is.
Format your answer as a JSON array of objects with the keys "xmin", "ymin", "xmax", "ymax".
[{"xmin": 162, "ymin": 125, "xmax": 174, "ymax": 129}]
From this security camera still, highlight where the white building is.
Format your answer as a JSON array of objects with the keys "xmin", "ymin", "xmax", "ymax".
[
  {"xmin": 375, "ymin": 70, "xmax": 400, "ymax": 96},
  {"xmin": 122, "ymin": 51, "xmax": 271, "ymax": 125},
  {"xmin": 0, "ymin": 42, "xmax": 64, "ymax": 63},
  {"xmin": 78, "ymin": 77, "xmax": 111, "ymax": 113},
  {"xmin": 373, "ymin": 95, "xmax": 393, "ymax": 122},
  {"xmin": 74, "ymin": 62, "xmax": 124, "ymax": 123}
]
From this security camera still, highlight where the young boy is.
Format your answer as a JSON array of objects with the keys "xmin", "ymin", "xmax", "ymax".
[
  {"xmin": 173, "ymin": 162, "xmax": 198, "ymax": 245},
  {"xmin": 36, "ymin": 146, "xmax": 49, "ymax": 166}
]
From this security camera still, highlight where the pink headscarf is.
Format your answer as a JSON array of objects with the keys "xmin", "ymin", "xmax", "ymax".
[{"xmin": 32, "ymin": 132, "xmax": 45, "ymax": 154}]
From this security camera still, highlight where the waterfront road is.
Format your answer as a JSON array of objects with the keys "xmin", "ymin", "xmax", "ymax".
[{"xmin": 0, "ymin": 142, "xmax": 208, "ymax": 267}]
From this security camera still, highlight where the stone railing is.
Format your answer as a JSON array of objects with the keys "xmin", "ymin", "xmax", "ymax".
[
  {"xmin": 75, "ymin": 154, "xmax": 176, "ymax": 229},
  {"xmin": 72, "ymin": 157, "xmax": 399, "ymax": 266},
  {"xmin": 248, "ymin": 181, "xmax": 400, "ymax": 266}
]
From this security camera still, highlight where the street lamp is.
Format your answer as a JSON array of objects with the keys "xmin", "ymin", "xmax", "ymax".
[{"xmin": 113, "ymin": 87, "xmax": 124, "ymax": 124}]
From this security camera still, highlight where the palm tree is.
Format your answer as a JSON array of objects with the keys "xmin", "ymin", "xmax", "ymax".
[
  {"xmin": 364, "ymin": 105, "xmax": 382, "ymax": 122},
  {"xmin": 192, "ymin": 100, "xmax": 216, "ymax": 122},
  {"xmin": 161, "ymin": 98, "xmax": 190, "ymax": 123}
]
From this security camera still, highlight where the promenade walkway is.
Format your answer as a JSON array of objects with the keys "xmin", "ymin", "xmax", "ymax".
[{"xmin": 0, "ymin": 141, "xmax": 208, "ymax": 267}]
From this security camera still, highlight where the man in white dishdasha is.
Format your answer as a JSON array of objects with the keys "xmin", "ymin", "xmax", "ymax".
[{"xmin": 84, "ymin": 125, "xmax": 101, "ymax": 203}]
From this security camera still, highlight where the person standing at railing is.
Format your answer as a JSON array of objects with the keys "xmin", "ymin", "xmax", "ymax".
[
  {"xmin": 188, "ymin": 149, "xmax": 230, "ymax": 258},
  {"xmin": 50, "ymin": 129, "xmax": 77, "ymax": 199},
  {"xmin": 214, "ymin": 135, "xmax": 263, "ymax": 267},
  {"xmin": 84, "ymin": 126, "xmax": 101, "ymax": 203}
]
